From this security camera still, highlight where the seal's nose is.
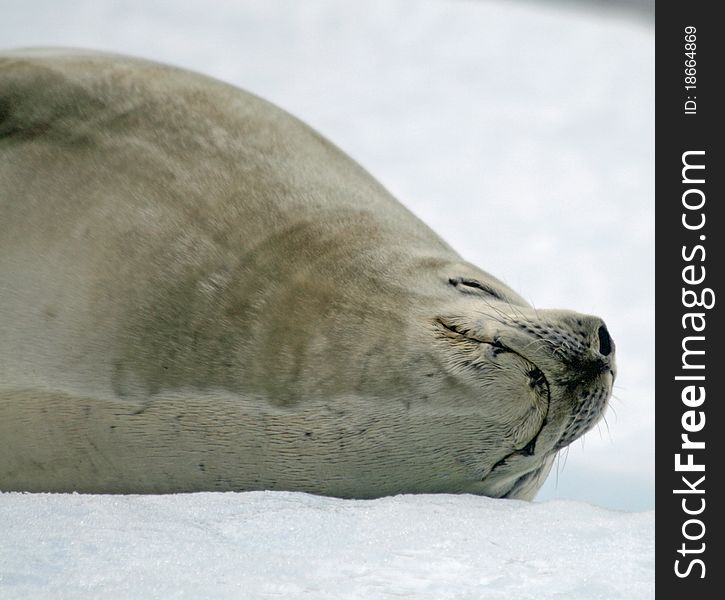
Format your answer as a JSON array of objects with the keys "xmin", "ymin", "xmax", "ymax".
[
  {"xmin": 590, "ymin": 320, "xmax": 615, "ymax": 381},
  {"xmin": 597, "ymin": 324, "xmax": 613, "ymax": 357}
]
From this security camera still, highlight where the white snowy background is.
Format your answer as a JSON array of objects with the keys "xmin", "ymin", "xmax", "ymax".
[{"xmin": 0, "ymin": 0, "xmax": 654, "ymax": 597}]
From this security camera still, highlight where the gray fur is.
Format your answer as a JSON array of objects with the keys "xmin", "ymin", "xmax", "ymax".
[{"xmin": 0, "ymin": 49, "xmax": 615, "ymax": 499}]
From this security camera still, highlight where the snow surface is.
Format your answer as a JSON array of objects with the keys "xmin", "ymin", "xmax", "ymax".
[{"xmin": 0, "ymin": 491, "xmax": 654, "ymax": 599}]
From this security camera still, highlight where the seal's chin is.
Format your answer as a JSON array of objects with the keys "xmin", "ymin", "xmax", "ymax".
[{"xmin": 552, "ymin": 368, "xmax": 613, "ymax": 451}]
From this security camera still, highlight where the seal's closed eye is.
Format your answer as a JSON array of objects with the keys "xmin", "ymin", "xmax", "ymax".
[{"xmin": 448, "ymin": 276, "xmax": 504, "ymax": 301}]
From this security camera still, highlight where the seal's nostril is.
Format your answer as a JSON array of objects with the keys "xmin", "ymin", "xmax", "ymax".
[{"xmin": 597, "ymin": 324, "xmax": 612, "ymax": 357}]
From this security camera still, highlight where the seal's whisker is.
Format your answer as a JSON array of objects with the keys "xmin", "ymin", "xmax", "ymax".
[
  {"xmin": 472, "ymin": 308, "xmax": 509, "ymax": 328},
  {"xmin": 600, "ymin": 415, "xmax": 613, "ymax": 442},
  {"xmin": 502, "ymin": 297, "xmax": 529, "ymax": 322},
  {"xmin": 554, "ymin": 447, "xmax": 570, "ymax": 483},
  {"xmin": 473, "ymin": 299, "xmax": 513, "ymax": 325},
  {"xmin": 606, "ymin": 403, "xmax": 619, "ymax": 423},
  {"xmin": 520, "ymin": 338, "xmax": 554, "ymax": 355}
]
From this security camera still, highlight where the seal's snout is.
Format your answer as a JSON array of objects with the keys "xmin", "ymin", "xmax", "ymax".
[
  {"xmin": 597, "ymin": 323, "xmax": 613, "ymax": 357},
  {"xmin": 570, "ymin": 317, "xmax": 616, "ymax": 381},
  {"xmin": 589, "ymin": 319, "xmax": 616, "ymax": 381}
]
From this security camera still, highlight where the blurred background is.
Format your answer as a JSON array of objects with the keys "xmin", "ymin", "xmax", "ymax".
[{"xmin": 0, "ymin": 0, "xmax": 654, "ymax": 511}]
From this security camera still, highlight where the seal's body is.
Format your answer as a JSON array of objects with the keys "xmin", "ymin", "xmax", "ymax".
[{"xmin": 0, "ymin": 50, "xmax": 615, "ymax": 499}]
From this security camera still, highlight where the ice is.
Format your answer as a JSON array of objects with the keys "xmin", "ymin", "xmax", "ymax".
[{"xmin": 0, "ymin": 491, "xmax": 654, "ymax": 599}]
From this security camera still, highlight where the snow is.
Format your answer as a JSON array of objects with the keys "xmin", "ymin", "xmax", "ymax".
[{"xmin": 0, "ymin": 491, "xmax": 654, "ymax": 599}]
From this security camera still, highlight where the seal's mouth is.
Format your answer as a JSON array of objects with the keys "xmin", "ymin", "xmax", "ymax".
[
  {"xmin": 485, "ymin": 354, "xmax": 550, "ymax": 471},
  {"xmin": 434, "ymin": 317, "xmax": 552, "ymax": 460}
]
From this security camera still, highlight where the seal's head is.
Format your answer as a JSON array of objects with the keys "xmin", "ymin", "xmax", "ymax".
[{"xmin": 433, "ymin": 275, "xmax": 616, "ymax": 499}]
